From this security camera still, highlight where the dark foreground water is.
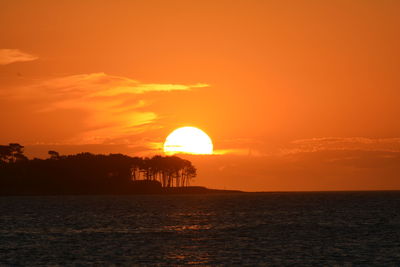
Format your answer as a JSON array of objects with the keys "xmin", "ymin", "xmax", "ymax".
[{"xmin": 1, "ymin": 192, "xmax": 400, "ymax": 266}]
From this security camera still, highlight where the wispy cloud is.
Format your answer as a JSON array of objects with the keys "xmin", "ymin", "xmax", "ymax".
[
  {"xmin": 0, "ymin": 49, "xmax": 38, "ymax": 65},
  {"xmin": 38, "ymin": 73, "xmax": 207, "ymax": 97},
  {"xmin": 212, "ymin": 138, "xmax": 266, "ymax": 156},
  {"xmin": 7, "ymin": 72, "xmax": 209, "ymax": 145},
  {"xmin": 283, "ymin": 137, "xmax": 400, "ymax": 154}
]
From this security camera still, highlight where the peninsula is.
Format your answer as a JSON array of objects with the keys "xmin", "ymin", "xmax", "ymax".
[{"xmin": 0, "ymin": 143, "xmax": 241, "ymax": 196}]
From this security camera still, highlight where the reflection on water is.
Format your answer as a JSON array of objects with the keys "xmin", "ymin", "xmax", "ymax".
[{"xmin": 1, "ymin": 192, "xmax": 400, "ymax": 265}]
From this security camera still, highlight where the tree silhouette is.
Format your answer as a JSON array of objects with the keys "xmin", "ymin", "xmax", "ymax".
[
  {"xmin": 48, "ymin": 150, "xmax": 60, "ymax": 160},
  {"xmin": 0, "ymin": 145, "xmax": 11, "ymax": 163},
  {"xmin": 0, "ymin": 144, "xmax": 198, "ymax": 195},
  {"xmin": 0, "ymin": 143, "xmax": 28, "ymax": 163}
]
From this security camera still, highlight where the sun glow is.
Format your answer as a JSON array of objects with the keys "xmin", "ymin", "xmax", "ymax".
[{"xmin": 163, "ymin": 126, "xmax": 213, "ymax": 155}]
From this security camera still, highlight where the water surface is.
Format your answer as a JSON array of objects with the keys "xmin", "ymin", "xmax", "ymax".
[{"xmin": 1, "ymin": 192, "xmax": 399, "ymax": 265}]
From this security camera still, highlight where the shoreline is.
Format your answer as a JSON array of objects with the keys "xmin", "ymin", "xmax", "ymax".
[
  {"xmin": 1, "ymin": 188, "xmax": 400, "ymax": 197},
  {"xmin": 0, "ymin": 186, "xmax": 244, "ymax": 196}
]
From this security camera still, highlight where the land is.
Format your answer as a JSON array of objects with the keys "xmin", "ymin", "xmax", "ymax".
[
  {"xmin": 163, "ymin": 185, "xmax": 243, "ymax": 194},
  {"xmin": 0, "ymin": 144, "xmax": 243, "ymax": 196},
  {"xmin": 0, "ymin": 180, "xmax": 243, "ymax": 196}
]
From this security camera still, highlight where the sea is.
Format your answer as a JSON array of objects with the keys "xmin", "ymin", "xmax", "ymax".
[{"xmin": 1, "ymin": 192, "xmax": 399, "ymax": 266}]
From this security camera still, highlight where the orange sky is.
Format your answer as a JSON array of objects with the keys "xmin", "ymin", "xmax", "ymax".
[{"xmin": 1, "ymin": 0, "xmax": 400, "ymax": 191}]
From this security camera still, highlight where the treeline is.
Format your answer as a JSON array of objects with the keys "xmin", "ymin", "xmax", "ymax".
[{"xmin": 0, "ymin": 143, "xmax": 197, "ymax": 195}]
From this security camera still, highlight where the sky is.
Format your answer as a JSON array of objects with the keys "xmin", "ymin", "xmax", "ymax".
[{"xmin": 1, "ymin": 0, "xmax": 400, "ymax": 191}]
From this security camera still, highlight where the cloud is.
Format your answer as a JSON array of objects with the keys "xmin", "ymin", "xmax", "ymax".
[
  {"xmin": 283, "ymin": 137, "xmax": 400, "ymax": 154},
  {"xmin": 0, "ymin": 49, "xmax": 38, "ymax": 65},
  {"xmin": 5, "ymin": 73, "xmax": 209, "ymax": 146},
  {"xmin": 182, "ymin": 149, "xmax": 400, "ymax": 191},
  {"xmin": 212, "ymin": 138, "xmax": 267, "ymax": 156},
  {"xmin": 38, "ymin": 73, "xmax": 208, "ymax": 97}
]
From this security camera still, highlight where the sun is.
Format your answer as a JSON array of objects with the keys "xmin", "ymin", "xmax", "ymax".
[{"xmin": 164, "ymin": 126, "xmax": 213, "ymax": 155}]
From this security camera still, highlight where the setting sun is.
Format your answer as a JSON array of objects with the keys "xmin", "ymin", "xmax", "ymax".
[
  {"xmin": 164, "ymin": 127, "xmax": 213, "ymax": 155},
  {"xmin": 2, "ymin": 1, "xmax": 400, "ymax": 265}
]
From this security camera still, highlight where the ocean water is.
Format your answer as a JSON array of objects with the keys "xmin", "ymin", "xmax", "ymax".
[{"xmin": 1, "ymin": 192, "xmax": 400, "ymax": 266}]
